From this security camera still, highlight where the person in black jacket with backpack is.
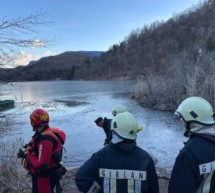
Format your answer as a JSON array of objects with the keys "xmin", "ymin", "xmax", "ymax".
[
  {"xmin": 169, "ymin": 96, "xmax": 215, "ymax": 193},
  {"xmin": 76, "ymin": 112, "xmax": 159, "ymax": 193}
]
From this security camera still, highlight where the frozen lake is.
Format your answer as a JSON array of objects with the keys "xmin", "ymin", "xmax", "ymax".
[{"xmin": 0, "ymin": 80, "xmax": 186, "ymax": 168}]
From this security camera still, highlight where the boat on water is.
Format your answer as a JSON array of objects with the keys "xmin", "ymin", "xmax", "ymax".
[{"xmin": 0, "ymin": 100, "xmax": 15, "ymax": 111}]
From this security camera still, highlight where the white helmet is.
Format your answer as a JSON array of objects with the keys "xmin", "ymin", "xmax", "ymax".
[
  {"xmin": 111, "ymin": 112, "xmax": 138, "ymax": 140},
  {"xmin": 175, "ymin": 96, "xmax": 215, "ymax": 125},
  {"xmin": 112, "ymin": 104, "xmax": 127, "ymax": 116}
]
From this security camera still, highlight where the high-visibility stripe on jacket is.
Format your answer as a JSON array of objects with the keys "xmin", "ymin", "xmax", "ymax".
[{"xmin": 169, "ymin": 134, "xmax": 215, "ymax": 193}]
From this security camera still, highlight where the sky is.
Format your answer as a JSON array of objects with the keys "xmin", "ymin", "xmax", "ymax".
[{"xmin": 0, "ymin": 0, "xmax": 202, "ymax": 67}]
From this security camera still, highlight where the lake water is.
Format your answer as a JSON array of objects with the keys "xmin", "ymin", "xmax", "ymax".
[{"xmin": 0, "ymin": 80, "xmax": 186, "ymax": 168}]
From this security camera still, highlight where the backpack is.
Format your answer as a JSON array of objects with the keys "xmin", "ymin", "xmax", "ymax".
[{"xmin": 41, "ymin": 127, "xmax": 66, "ymax": 163}]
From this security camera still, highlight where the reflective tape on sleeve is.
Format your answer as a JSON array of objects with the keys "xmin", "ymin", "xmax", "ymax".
[{"xmin": 199, "ymin": 160, "xmax": 215, "ymax": 175}]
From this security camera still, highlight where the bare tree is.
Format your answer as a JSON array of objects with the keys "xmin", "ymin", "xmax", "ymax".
[{"xmin": 0, "ymin": 9, "xmax": 52, "ymax": 66}]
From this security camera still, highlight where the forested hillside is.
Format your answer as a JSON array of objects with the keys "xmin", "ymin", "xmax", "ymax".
[
  {"xmin": 1, "ymin": 0, "xmax": 215, "ymax": 110},
  {"xmin": 80, "ymin": 0, "xmax": 215, "ymax": 79},
  {"xmin": 75, "ymin": 0, "xmax": 215, "ymax": 110}
]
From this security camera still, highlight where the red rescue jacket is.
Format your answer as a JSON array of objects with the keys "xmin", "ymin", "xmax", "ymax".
[{"xmin": 21, "ymin": 126, "xmax": 66, "ymax": 174}]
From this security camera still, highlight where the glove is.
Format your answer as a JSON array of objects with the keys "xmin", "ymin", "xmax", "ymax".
[
  {"xmin": 60, "ymin": 162, "xmax": 68, "ymax": 175},
  {"xmin": 17, "ymin": 149, "xmax": 26, "ymax": 159}
]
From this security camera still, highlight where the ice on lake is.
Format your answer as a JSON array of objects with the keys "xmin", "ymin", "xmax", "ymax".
[{"xmin": 0, "ymin": 80, "xmax": 186, "ymax": 168}]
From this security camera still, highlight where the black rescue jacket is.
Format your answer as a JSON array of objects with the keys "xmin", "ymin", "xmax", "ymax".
[
  {"xmin": 75, "ymin": 142, "xmax": 159, "ymax": 193},
  {"xmin": 169, "ymin": 133, "xmax": 215, "ymax": 193}
]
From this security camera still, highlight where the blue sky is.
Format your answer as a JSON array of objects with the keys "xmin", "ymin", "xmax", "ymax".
[{"xmin": 1, "ymin": 0, "xmax": 202, "ymax": 66}]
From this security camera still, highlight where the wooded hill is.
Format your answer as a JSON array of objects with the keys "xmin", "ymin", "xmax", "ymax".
[
  {"xmin": 1, "ymin": 0, "xmax": 215, "ymax": 109},
  {"xmin": 0, "ymin": 51, "xmax": 102, "ymax": 81}
]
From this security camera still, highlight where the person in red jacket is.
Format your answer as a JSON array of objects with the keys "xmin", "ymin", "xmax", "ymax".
[{"xmin": 17, "ymin": 108, "xmax": 66, "ymax": 193}]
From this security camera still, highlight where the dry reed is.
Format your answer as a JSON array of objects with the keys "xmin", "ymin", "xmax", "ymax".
[{"xmin": 0, "ymin": 138, "xmax": 31, "ymax": 193}]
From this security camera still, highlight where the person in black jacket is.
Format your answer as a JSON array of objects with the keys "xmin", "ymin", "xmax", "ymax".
[
  {"xmin": 169, "ymin": 96, "xmax": 215, "ymax": 193},
  {"xmin": 76, "ymin": 112, "xmax": 159, "ymax": 193},
  {"xmin": 95, "ymin": 117, "xmax": 112, "ymax": 145}
]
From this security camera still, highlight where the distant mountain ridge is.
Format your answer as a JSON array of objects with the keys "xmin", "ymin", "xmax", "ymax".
[
  {"xmin": 27, "ymin": 51, "xmax": 104, "ymax": 66},
  {"xmin": 78, "ymin": 51, "xmax": 104, "ymax": 57},
  {"xmin": 0, "ymin": 51, "xmax": 106, "ymax": 81},
  {"xmin": 28, "ymin": 56, "xmax": 50, "ymax": 66}
]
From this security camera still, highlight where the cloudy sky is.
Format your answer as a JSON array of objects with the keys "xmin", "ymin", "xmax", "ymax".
[{"xmin": 1, "ymin": 0, "xmax": 202, "ymax": 67}]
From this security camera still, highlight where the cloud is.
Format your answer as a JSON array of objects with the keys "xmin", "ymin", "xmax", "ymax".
[{"xmin": 32, "ymin": 39, "xmax": 45, "ymax": 47}]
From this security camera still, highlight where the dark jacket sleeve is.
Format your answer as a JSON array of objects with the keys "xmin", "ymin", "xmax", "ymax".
[
  {"xmin": 103, "ymin": 118, "xmax": 112, "ymax": 143},
  {"xmin": 75, "ymin": 153, "xmax": 100, "ymax": 192},
  {"xmin": 168, "ymin": 149, "xmax": 199, "ymax": 193}
]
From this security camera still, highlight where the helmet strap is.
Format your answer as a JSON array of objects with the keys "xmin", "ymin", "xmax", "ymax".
[
  {"xmin": 184, "ymin": 122, "xmax": 191, "ymax": 137},
  {"xmin": 33, "ymin": 123, "xmax": 49, "ymax": 132}
]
